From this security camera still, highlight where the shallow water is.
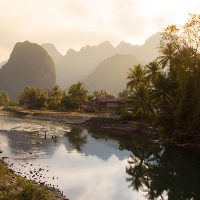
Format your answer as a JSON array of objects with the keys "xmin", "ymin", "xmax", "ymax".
[{"xmin": 0, "ymin": 115, "xmax": 200, "ymax": 200}]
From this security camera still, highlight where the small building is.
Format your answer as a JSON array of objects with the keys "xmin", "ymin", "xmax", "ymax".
[
  {"xmin": 85, "ymin": 97, "xmax": 134, "ymax": 112},
  {"xmin": 95, "ymin": 98, "xmax": 123, "ymax": 111}
]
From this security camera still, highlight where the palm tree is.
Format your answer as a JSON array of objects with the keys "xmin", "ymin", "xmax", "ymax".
[
  {"xmin": 146, "ymin": 60, "xmax": 161, "ymax": 81},
  {"xmin": 127, "ymin": 64, "xmax": 148, "ymax": 91},
  {"xmin": 158, "ymin": 43, "xmax": 177, "ymax": 69},
  {"xmin": 131, "ymin": 85, "xmax": 154, "ymax": 119},
  {"xmin": 68, "ymin": 82, "xmax": 88, "ymax": 109},
  {"xmin": 150, "ymin": 73, "xmax": 174, "ymax": 106},
  {"xmin": 66, "ymin": 127, "xmax": 87, "ymax": 152}
]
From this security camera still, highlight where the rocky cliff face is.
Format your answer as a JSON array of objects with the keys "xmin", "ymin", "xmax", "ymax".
[{"xmin": 0, "ymin": 41, "xmax": 56, "ymax": 99}]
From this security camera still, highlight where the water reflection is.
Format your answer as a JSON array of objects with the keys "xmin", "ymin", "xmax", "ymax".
[
  {"xmin": 65, "ymin": 126, "xmax": 87, "ymax": 152},
  {"xmin": 126, "ymin": 145, "xmax": 200, "ymax": 200},
  {"xmin": 0, "ymin": 116, "xmax": 200, "ymax": 200},
  {"xmin": 0, "ymin": 130, "xmax": 61, "ymax": 158}
]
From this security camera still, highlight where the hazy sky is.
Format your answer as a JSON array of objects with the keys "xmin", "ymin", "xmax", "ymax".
[{"xmin": 0, "ymin": 0, "xmax": 199, "ymax": 61}]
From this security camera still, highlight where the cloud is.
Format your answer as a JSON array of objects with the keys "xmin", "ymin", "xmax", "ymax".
[{"xmin": 0, "ymin": 0, "xmax": 200, "ymax": 61}]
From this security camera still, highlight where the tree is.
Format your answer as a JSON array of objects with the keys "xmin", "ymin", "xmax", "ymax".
[
  {"xmin": 159, "ymin": 14, "xmax": 200, "ymax": 69},
  {"xmin": 127, "ymin": 64, "xmax": 148, "ymax": 91},
  {"xmin": 19, "ymin": 87, "xmax": 47, "ymax": 109},
  {"xmin": 0, "ymin": 91, "xmax": 10, "ymax": 106},
  {"xmin": 146, "ymin": 60, "xmax": 161, "ymax": 81},
  {"xmin": 61, "ymin": 95, "xmax": 78, "ymax": 110},
  {"xmin": 156, "ymin": 14, "xmax": 200, "ymax": 134},
  {"xmin": 68, "ymin": 82, "xmax": 88, "ymax": 109},
  {"xmin": 127, "ymin": 64, "xmax": 153, "ymax": 120},
  {"xmin": 118, "ymin": 89, "xmax": 130, "ymax": 98},
  {"xmin": 93, "ymin": 90, "xmax": 114, "ymax": 98},
  {"xmin": 47, "ymin": 85, "xmax": 65, "ymax": 109},
  {"xmin": 131, "ymin": 85, "xmax": 154, "ymax": 120}
]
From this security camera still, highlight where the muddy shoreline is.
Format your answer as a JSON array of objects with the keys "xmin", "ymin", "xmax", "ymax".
[{"xmin": 3, "ymin": 106, "xmax": 200, "ymax": 150}]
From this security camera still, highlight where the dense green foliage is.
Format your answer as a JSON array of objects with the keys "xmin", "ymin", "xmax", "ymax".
[
  {"xmin": 127, "ymin": 14, "xmax": 200, "ymax": 136},
  {"xmin": 19, "ymin": 87, "xmax": 48, "ymax": 109},
  {"xmin": 18, "ymin": 82, "xmax": 89, "ymax": 111},
  {"xmin": 0, "ymin": 91, "xmax": 10, "ymax": 106},
  {"xmin": 68, "ymin": 81, "xmax": 88, "ymax": 100},
  {"xmin": 47, "ymin": 85, "xmax": 65, "ymax": 109}
]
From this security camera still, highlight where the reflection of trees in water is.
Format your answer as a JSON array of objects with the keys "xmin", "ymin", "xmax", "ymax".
[
  {"xmin": 126, "ymin": 144, "xmax": 200, "ymax": 200},
  {"xmin": 65, "ymin": 126, "xmax": 87, "ymax": 152},
  {"xmin": 88, "ymin": 127, "xmax": 200, "ymax": 200}
]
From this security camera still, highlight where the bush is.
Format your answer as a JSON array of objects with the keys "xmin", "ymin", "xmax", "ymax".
[{"xmin": 62, "ymin": 95, "xmax": 78, "ymax": 110}]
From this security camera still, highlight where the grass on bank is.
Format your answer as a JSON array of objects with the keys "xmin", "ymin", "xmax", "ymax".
[{"xmin": 0, "ymin": 160, "xmax": 60, "ymax": 200}]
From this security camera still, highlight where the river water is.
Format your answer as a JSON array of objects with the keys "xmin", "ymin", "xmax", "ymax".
[{"xmin": 0, "ymin": 115, "xmax": 200, "ymax": 200}]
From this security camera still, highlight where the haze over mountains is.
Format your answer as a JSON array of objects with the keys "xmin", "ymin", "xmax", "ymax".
[
  {"xmin": 43, "ymin": 32, "xmax": 161, "ymax": 89},
  {"xmin": 0, "ymin": 32, "xmax": 161, "ymax": 98},
  {"xmin": 0, "ymin": 41, "xmax": 56, "ymax": 98},
  {"xmin": 84, "ymin": 55, "xmax": 140, "ymax": 95}
]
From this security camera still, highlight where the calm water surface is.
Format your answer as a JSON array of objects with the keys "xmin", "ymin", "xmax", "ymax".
[{"xmin": 0, "ymin": 115, "xmax": 200, "ymax": 200}]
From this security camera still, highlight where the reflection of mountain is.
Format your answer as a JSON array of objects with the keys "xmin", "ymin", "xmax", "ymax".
[
  {"xmin": 83, "ymin": 136, "xmax": 130, "ymax": 161},
  {"xmin": 63, "ymin": 127, "xmax": 131, "ymax": 161}
]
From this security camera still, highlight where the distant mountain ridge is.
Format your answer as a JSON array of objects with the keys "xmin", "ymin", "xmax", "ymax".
[
  {"xmin": 84, "ymin": 54, "xmax": 140, "ymax": 95},
  {"xmin": 43, "ymin": 32, "xmax": 161, "ymax": 89},
  {"xmin": 0, "ymin": 32, "xmax": 161, "ymax": 99},
  {"xmin": 0, "ymin": 41, "xmax": 56, "ymax": 99}
]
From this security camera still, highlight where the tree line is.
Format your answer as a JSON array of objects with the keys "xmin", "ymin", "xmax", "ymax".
[
  {"xmin": 125, "ymin": 14, "xmax": 200, "ymax": 136},
  {"xmin": 9, "ymin": 82, "xmax": 114, "ymax": 111}
]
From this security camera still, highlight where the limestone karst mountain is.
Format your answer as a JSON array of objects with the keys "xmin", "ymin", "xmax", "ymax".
[
  {"xmin": 116, "ymin": 33, "xmax": 161, "ymax": 64},
  {"xmin": 43, "ymin": 33, "xmax": 161, "ymax": 89},
  {"xmin": 43, "ymin": 41, "xmax": 116, "ymax": 88},
  {"xmin": 0, "ymin": 61, "xmax": 7, "ymax": 69},
  {"xmin": 84, "ymin": 54, "xmax": 140, "ymax": 95},
  {"xmin": 0, "ymin": 33, "xmax": 160, "ymax": 98},
  {"xmin": 0, "ymin": 41, "xmax": 56, "ymax": 99},
  {"xmin": 42, "ymin": 43, "xmax": 63, "ymax": 64}
]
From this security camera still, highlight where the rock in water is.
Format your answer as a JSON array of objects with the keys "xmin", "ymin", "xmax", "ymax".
[{"xmin": 0, "ymin": 41, "xmax": 56, "ymax": 99}]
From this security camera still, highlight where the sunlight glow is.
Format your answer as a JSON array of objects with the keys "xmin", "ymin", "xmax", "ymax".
[{"xmin": 0, "ymin": 0, "xmax": 199, "ymax": 61}]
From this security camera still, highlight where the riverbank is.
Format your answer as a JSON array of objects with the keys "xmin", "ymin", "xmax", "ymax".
[
  {"xmin": 0, "ymin": 159, "xmax": 67, "ymax": 200},
  {"xmin": 3, "ymin": 106, "xmax": 97, "ymax": 124},
  {"xmin": 3, "ymin": 106, "xmax": 156, "ymax": 135},
  {"xmin": 3, "ymin": 106, "xmax": 200, "ymax": 150}
]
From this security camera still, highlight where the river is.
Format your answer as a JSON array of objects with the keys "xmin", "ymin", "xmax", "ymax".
[{"xmin": 0, "ymin": 115, "xmax": 200, "ymax": 200}]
